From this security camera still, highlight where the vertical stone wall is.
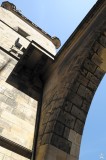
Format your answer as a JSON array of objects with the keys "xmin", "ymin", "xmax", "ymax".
[
  {"xmin": 0, "ymin": 21, "xmax": 29, "ymax": 52},
  {"xmin": 0, "ymin": 4, "xmax": 57, "ymax": 159},
  {"xmin": 0, "ymin": 50, "xmax": 38, "ymax": 159},
  {"xmin": 0, "ymin": 2, "xmax": 58, "ymax": 160},
  {"xmin": 0, "ymin": 146, "xmax": 29, "ymax": 160}
]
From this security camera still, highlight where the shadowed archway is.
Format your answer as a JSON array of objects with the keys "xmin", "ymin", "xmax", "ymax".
[{"xmin": 36, "ymin": 0, "xmax": 106, "ymax": 159}]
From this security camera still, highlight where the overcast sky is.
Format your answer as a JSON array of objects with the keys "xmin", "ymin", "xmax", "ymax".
[{"xmin": 0, "ymin": 0, "xmax": 106, "ymax": 159}]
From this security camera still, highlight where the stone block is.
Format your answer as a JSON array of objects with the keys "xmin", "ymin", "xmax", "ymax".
[
  {"xmin": 4, "ymin": 90, "xmax": 17, "ymax": 99},
  {"xmin": 45, "ymin": 121, "xmax": 56, "ymax": 133},
  {"xmin": 0, "ymin": 127, "xmax": 3, "ymax": 133},
  {"xmin": 68, "ymin": 129, "xmax": 81, "ymax": 146},
  {"xmin": 92, "ymin": 41, "xmax": 102, "ymax": 54},
  {"xmin": 81, "ymin": 100, "xmax": 90, "ymax": 113},
  {"xmin": 88, "ymin": 81, "xmax": 97, "ymax": 91},
  {"xmin": 36, "ymin": 144, "xmax": 68, "ymax": 160},
  {"xmin": 41, "ymin": 133, "xmax": 52, "ymax": 145},
  {"xmin": 0, "ymin": 147, "xmax": 11, "ymax": 156},
  {"xmin": 0, "ymin": 153, "xmax": 4, "ymax": 160},
  {"xmin": 74, "ymin": 119, "xmax": 84, "ymax": 135},
  {"xmin": 3, "ymin": 156, "xmax": 12, "ymax": 160},
  {"xmin": 58, "ymin": 110, "xmax": 76, "ymax": 129},
  {"xmin": 0, "ymin": 94, "xmax": 7, "ymax": 103},
  {"xmin": 75, "ymin": 134, "xmax": 81, "ymax": 145},
  {"xmin": 6, "ymin": 98, "xmax": 17, "ymax": 107},
  {"xmin": 68, "ymin": 129, "xmax": 76, "ymax": 143},
  {"xmin": 92, "ymin": 53, "xmax": 102, "ymax": 66},
  {"xmin": 54, "ymin": 121, "xmax": 65, "ymax": 136},
  {"xmin": 56, "ymin": 149, "xmax": 67, "ymax": 160},
  {"xmin": 70, "ymin": 144, "xmax": 80, "ymax": 158},
  {"xmin": 49, "ymin": 108, "xmax": 61, "ymax": 121},
  {"xmin": 81, "ymin": 68, "xmax": 88, "ymax": 76},
  {"xmin": 42, "ymin": 113, "xmax": 51, "ymax": 124},
  {"xmin": 36, "ymin": 144, "xmax": 48, "ymax": 160},
  {"xmin": 66, "ymin": 154, "xmax": 77, "ymax": 160},
  {"xmin": 51, "ymin": 134, "xmax": 72, "ymax": 153},
  {"xmin": 77, "ymin": 85, "xmax": 93, "ymax": 102},
  {"xmin": 63, "ymin": 101, "xmax": 72, "ymax": 113},
  {"xmin": 78, "ymin": 74, "xmax": 89, "ymax": 86},
  {"xmin": 0, "ymin": 119, "xmax": 11, "ymax": 131},
  {"xmin": 68, "ymin": 92, "xmax": 83, "ymax": 107},
  {"xmin": 84, "ymin": 59, "xmax": 97, "ymax": 73},
  {"xmin": 71, "ymin": 105, "xmax": 86, "ymax": 122},
  {"xmin": 86, "ymin": 72, "xmax": 100, "ymax": 85},
  {"xmin": 39, "ymin": 124, "xmax": 46, "ymax": 136},
  {"xmin": 94, "ymin": 67, "xmax": 104, "ymax": 79},
  {"xmin": 64, "ymin": 127, "xmax": 70, "ymax": 139},
  {"xmin": 0, "ymin": 86, "xmax": 5, "ymax": 94},
  {"xmin": 12, "ymin": 109, "xmax": 25, "ymax": 120},
  {"xmin": 71, "ymin": 82, "xmax": 80, "ymax": 93},
  {"xmin": 99, "ymin": 35, "xmax": 106, "ymax": 48}
]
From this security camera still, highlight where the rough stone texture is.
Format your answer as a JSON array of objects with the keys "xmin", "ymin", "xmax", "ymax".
[
  {"xmin": 0, "ymin": 0, "xmax": 106, "ymax": 160},
  {"xmin": 0, "ymin": 146, "xmax": 29, "ymax": 160},
  {"xmin": 0, "ymin": 50, "xmax": 38, "ymax": 150},
  {"xmin": 0, "ymin": 7, "xmax": 56, "ymax": 55},
  {"xmin": 36, "ymin": 1, "xmax": 106, "ymax": 159},
  {"xmin": 0, "ymin": 2, "xmax": 58, "ymax": 159}
]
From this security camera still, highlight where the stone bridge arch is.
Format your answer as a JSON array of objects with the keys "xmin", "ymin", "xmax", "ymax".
[{"xmin": 36, "ymin": 1, "xmax": 106, "ymax": 159}]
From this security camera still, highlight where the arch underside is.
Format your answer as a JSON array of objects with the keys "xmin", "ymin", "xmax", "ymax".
[{"xmin": 36, "ymin": 1, "xmax": 106, "ymax": 159}]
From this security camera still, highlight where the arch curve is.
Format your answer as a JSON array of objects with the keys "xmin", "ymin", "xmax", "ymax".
[{"xmin": 36, "ymin": 1, "xmax": 106, "ymax": 159}]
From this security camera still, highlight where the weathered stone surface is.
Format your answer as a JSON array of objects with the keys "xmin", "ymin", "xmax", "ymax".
[
  {"xmin": 68, "ymin": 129, "xmax": 81, "ymax": 146},
  {"xmin": 71, "ymin": 82, "xmax": 80, "ymax": 92},
  {"xmin": 0, "ymin": 0, "xmax": 106, "ymax": 160},
  {"xmin": 71, "ymin": 105, "xmax": 86, "ymax": 122},
  {"xmin": 94, "ymin": 67, "xmax": 104, "ymax": 79},
  {"xmin": 86, "ymin": 72, "xmax": 100, "ymax": 85},
  {"xmin": 84, "ymin": 59, "xmax": 97, "ymax": 73},
  {"xmin": 66, "ymin": 155, "xmax": 77, "ymax": 160},
  {"xmin": 77, "ymin": 85, "xmax": 93, "ymax": 102},
  {"xmin": 51, "ymin": 134, "xmax": 72, "ymax": 153},
  {"xmin": 81, "ymin": 100, "xmax": 90, "ymax": 113},
  {"xmin": 70, "ymin": 144, "xmax": 80, "ymax": 158},
  {"xmin": 0, "ymin": 51, "xmax": 38, "ymax": 151},
  {"xmin": 0, "ymin": 146, "xmax": 28, "ymax": 160},
  {"xmin": 45, "ymin": 121, "xmax": 56, "ymax": 133},
  {"xmin": 6, "ymin": 97, "xmax": 17, "ymax": 107},
  {"xmin": 78, "ymin": 75, "xmax": 89, "ymax": 86},
  {"xmin": 0, "ymin": 127, "xmax": 3, "ymax": 133},
  {"xmin": 74, "ymin": 119, "xmax": 84, "ymax": 135},
  {"xmin": 68, "ymin": 92, "xmax": 83, "ymax": 107},
  {"xmin": 63, "ymin": 101, "xmax": 72, "ymax": 112},
  {"xmin": 92, "ymin": 53, "xmax": 102, "ymax": 66},
  {"xmin": 63, "ymin": 127, "xmax": 70, "ymax": 139},
  {"xmin": 41, "ymin": 133, "xmax": 52, "ymax": 145},
  {"xmin": 54, "ymin": 121, "xmax": 65, "ymax": 136},
  {"xmin": 0, "ymin": 153, "xmax": 4, "ymax": 160},
  {"xmin": 99, "ymin": 35, "xmax": 106, "ymax": 48},
  {"xmin": 36, "ymin": 2, "xmax": 106, "ymax": 159},
  {"xmin": 49, "ymin": 108, "xmax": 61, "ymax": 121},
  {"xmin": 58, "ymin": 110, "xmax": 76, "ymax": 129},
  {"xmin": 88, "ymin": 81, "xmax": 97, "ymax": 91},
  {"xmin": 92, "ymin": 41, "xmax": 102, "ymax": 53},
  {"xmin": 0, "ymin": 94, "xmax": 7, "ymax": 103}
]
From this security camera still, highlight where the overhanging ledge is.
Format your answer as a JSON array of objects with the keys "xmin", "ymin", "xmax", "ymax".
[{"xmin": 6, "ymin": 40, "xmax": 54, "ymax": 101}]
